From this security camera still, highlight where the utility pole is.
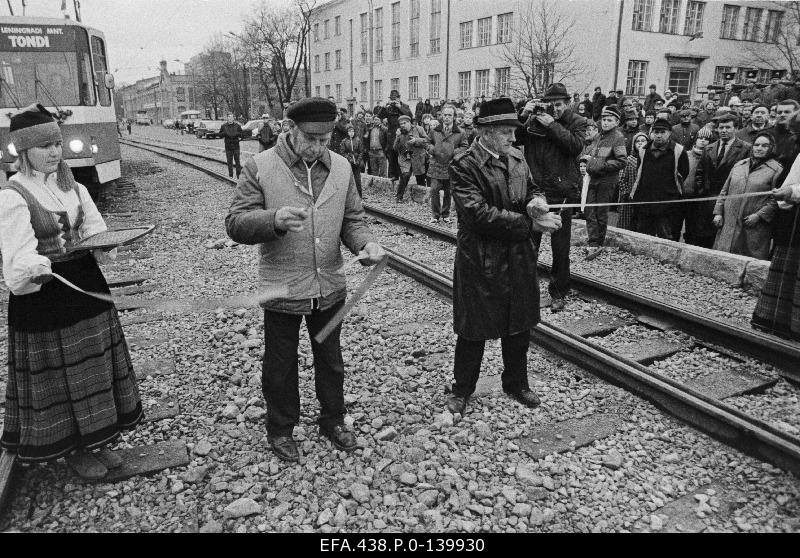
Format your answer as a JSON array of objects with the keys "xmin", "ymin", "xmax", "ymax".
[{"xmin": 368, "ymin": 0, "xmax": 374, "ymax": 109}]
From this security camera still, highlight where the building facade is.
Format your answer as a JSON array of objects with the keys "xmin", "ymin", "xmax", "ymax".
[
  {"xmin": 118, "ymin": 60, "xmax": 196, "ymax": 123},
  {"xmin": 309, "ymin": 0, "xmax": 787, "ymax": 111}
]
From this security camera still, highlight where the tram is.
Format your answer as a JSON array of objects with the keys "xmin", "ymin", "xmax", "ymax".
[{"xmin": 0, "ymin": 16, "xmax": 120, "ymax": 188}]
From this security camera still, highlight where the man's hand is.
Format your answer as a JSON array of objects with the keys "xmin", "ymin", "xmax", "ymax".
[
  {"xmin": 531, "ymin": 212, "xmax": 562, "ymax": 233},
  {"xmin": 275, "ymin": 207, "xmax": 309, "ymax": 233},
  {"xmin": 526, "ymin": 197, "xmax": 549, "ymax": 219},
  {"xmin": 523, "ymin": 101, "xmax": 537, "ymax": 114},
  {"xmin": 743, "ymin": 214, "xmax": 760, "ymax": 228},
  {"xmin": 535, "ymin": 113, "xmax": 555, "ymax": 127},
  {"xmin": 29, "ymin": 263, "xmax": 52, "ymax": 285},
  {"xmin": 713, "ymin": 215, "xmax": 723, "ymax": 228},
  {"xmin": 772, "ymin": 184, "xmax": 796, "ymax": 202},
  {"xmin": 358, "ymin": 242, "xmax": 386, "ymax": 265}
]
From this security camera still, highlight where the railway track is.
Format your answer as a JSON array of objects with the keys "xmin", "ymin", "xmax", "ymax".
[{"xmin": 118, "ymin": 137, "xmax": 800, "ymax": 478}]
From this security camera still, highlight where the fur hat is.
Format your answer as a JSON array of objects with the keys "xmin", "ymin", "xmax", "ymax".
[{"xmin": 285, "ymin": 97, "xmax": 338, "ymax": 134}]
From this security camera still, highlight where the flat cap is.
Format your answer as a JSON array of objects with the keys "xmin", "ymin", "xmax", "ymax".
[
  {"xmin": 285, "ymin": 97, "xmax": 338, "ymax": 134},
  {"xmin": 651, "ymin": 117, "xmax": 672, "ymax": 132}
]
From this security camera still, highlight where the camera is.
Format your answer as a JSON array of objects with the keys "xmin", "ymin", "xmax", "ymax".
[{"xmin": 532, "ymin": 101, "xmax": 555, "ymax": 117}]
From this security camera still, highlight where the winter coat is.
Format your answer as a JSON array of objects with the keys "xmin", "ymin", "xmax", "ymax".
[
  {"xmin": 257, "ymin": 123, "xmax": 276, "ymax": 150},
  {"xmin": 671, "ymin": 122, "xmax": 700, "ymax": 150},
  {"xmin": 393, "ymin": 125, "xmax": 429, "ymax": 175},
  {"xmin": 448, "ymin": 141, "xmax": 545, "ymax": 340},
  {"xmin": 364, "ymin": 124, "xmax": 389, "ymax": 152},
  {"xmin": 736, "ymin": 123, "xmax": 773, "ymax": 144},
  {"xmin": 696, "ymin": 137, "xmax": 752, "ymax": 196},
  {"xmin": 329, "ymin": 118, "xmax": 350, "ymax": 154},
  {"xmin": 514, "ymin": 107, "xmax": 588, "ymax": 203},
  {"xmin": 682, "ymin": 148, "xmax": 704, "ymax": 197},
  {"xmin": 376, "ymin": 101, "xmax": 413, "ymax": 141},
  {"xmin": 643, "ymin": 92, "xmax": 664, "ymax": 112},
  {"xmin": 592, "ymin": 93, "xmax": 606, "ymax": 120},
  {"xmin": 713, "ymin": 158, "xmax": 782, "ymax": 260},
  {"xmin": 585, "ymin": 127, "xmax": 628, "ymax": 188},
  {"xmin": 426, "ymin": 124, "xmax": 470, "ymax": 179},
  {"xmin": 341, "ymin": 136, "xmax": 364, "ymax": 168}
]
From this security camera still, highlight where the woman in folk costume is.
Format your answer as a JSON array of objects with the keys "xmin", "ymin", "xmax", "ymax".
[
  {"xmin": 712, "ymin": 132, "xmax": 782, "ymax": 260},
  {"xmin": 751, "ymin": 149, "xmax": 800, "ymax": 340},
  {"xmin": 0, "ymin": 104, "xmax": 142, "ymax": 480},
  {"xmin": 614, "ymin": 132, "xmax": 649, "ymax": 231}
]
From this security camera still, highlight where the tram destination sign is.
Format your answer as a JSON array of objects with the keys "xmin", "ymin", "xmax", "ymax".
[{"xmin": 0, "ymin": 24, "xmax": 76, "ymax": 51}]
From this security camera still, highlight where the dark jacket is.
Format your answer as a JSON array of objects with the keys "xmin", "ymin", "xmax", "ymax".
[
  {"xmin": 585, "ymin": 127, "xmax": 628, "ymax": 187},
  {"xmin": 736, "ymin": 123, "xmax": 773, "ymax": 144},
  {"xmin": 257, "ymin": 123, "xmax": 276, "ymax": 150},
  {"xmin": 427, "ymin": 124, "xmax": 470, "ymax": 180},
  {"xmin": 514, "ymin": 107, "xmax": 588, "ymax": 203},
  {"xmin": 330, "ymin": 118, "xmax": 350, "ymax": 154},
  {"xmin": 643, "ymin": 92, "xmax": 664, "ymax": 112},
  {"xmin": 220, "ymin": 122, "xmax": 243, "ymax": 150},
  {"xmin": 696, "ymin": 136, "xmax": 752, "ymax": 196},
  {"xmin": 376, "ymin": 101, "xmax": 413, "ymax": 141},
  {"xmin": 393, "ymin": 125, "xmax": 429, "ymax": 176},
  {"xmin": 670, "ymin": 122, "xmax": 700, "ymax": 150},
  {"xmin": 592, "ymin": 93, "xmax": 606, "ymax": 120},
  {"xmin": 364, "ymin": 123, "xmax": 389, "ymax": 152},
  {"xmin": 448, "ymin": 141, "xmax": 545, "ymax": 340},
  {"xmin": 341, "ymin": 136, "xmax": 364, "ymax": 167}
]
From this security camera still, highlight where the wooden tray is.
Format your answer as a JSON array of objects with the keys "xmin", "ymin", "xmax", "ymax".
[{"xmin": 68, "ymin": 225, "xmax": 156, "ymax": 251}]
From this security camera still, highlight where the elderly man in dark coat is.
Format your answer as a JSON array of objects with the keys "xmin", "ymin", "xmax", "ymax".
[{"xmin": 445, "ymin": 98, "xmax": 562, "ymax": 416}]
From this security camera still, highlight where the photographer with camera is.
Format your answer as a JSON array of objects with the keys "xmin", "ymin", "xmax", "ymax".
[
  {"xmin": 393, "ymin": 115, "xmax": 429, "ymax": 202},
  {"xmin": 514, "ymin": 83, "xmax": 589, "ymax": 312},
  {"xmin": 375, "ymin": 90, "xmax": 414, "ymax": 188}
]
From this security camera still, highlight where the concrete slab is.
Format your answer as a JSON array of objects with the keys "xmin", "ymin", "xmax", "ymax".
[
  {"xmin": 103, "ymin": 440, "xmax": 190, "ymax": 482},
  {"xmin": 675, "ymin": 247, "xmax": 748, "ymax": 287},
  {"xmin": 518, "ymin": 413, "xmax": 625, "ymax": 460},
  {"xmin": 561, "ymin": 315, "xmax": 632, "ymax": 337},
  {"xmin": 112, "ymin": 284, "xmax": 155, "ymax": 297},
  {"xmin": 613, "ymin": 338, "xmax": 688, "ymax": 364},
  {"xmin": 636, "ymin": 314, "xmax": 679, "ymax": 331},
  {"xmin": 143, "ymin": 396, "xmax": 180, "ymax": 423},
  {"xmin": 685, "ymin": 369, "xmax": 778, "ymax": 400},
  {"xmin": 642, "ymin": 483, "xmax": 745, "ymax": 533},
  {"xmin": 126, "ymin": 335, "xmax": 169, "ymax": 350},
  {"xmin": 743, "ymin": 259, "xmax": 770, "ymax": 292},
  {"xmin": 134, "ymin": 358, "xmax": 175, "ymax": 380}
]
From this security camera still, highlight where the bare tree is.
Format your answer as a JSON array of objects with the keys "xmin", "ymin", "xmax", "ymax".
[
  {"xmin": 193, "ymin": 37, "xmax": 249, "ymax": 119},
  {"xmin": 739, "ymin": 1, "xmax": 800, "ymax": 76},
  {"xmin": 502, "ymin": 0, "xmax": 583, "ymax": 98}
]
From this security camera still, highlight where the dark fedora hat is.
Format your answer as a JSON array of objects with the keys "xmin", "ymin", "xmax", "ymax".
[
  {"xmin": 475, "ymin": 98, "xmax": 522, "ymax": 127},
  {"xmin": 541, "ymin": 82, "xmax": 570, "ymax": 101}
]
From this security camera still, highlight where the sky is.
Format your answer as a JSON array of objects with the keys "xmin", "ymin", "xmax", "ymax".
[{"xmin": 7, "ymin": 0, "xmax": 295, "ymax": 85}]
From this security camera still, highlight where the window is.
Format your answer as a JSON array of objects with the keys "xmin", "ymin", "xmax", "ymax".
[
  {"xmin": 632, "ymin": 0, "xmax": 653, "ymax": 31},
  {"xmin": 713, "ymin": 66, "xmax": 734, "ymax": 84},
  {"xmin": 458, "ymin": 71, "xmax": 472, "ymax": 99},
  {"xmin": 176, "ymin": 87, "xmax": 185, "ymax": 102},
  {"xmin": 659, "ymin": 0, "xmax": 681, "ymax": 34},
  {"xmin": 336, "ymin": 84, "xmax": 342, "ymax": 102},
  {"xmin": 315, "ymin": 85, "xmax": 321, "ymax": 96},
  {"xmin": 314, "ymin": 55, "xmax": 321, "ymax": 73},
  {"xmin": 735, "ymin": 67, "xmax": 755, "ymax": 85},
  {"xmin": 391, "ymin": 2, "xmax": 401, "ymax": 59},
  {"xmin": 495, "ymin": 67, "xmax": 510, "ymax": 97},
  {"xmin": 429, "ymin": 74, "xmax": 440, "ymax": 99},
  {"xmin": 477, "ymin": 17, "xmax": 492, "ymax": 46},
  {"xmin": 720, "ymin": 5, "xmax": 740, "ymax": 39},
  {"xmin": 360, "ymin": 13, "xmax": 369, "ymax": 65},
  {"xmin": 460, "ymin": 21, "xmax": 473, "ymax": 49},
  {"xmin": 743, "ymin": 7, "xmax": 763, "ymax": 41},
  {"xmin": 324, "ymin": 19, "xmax": 330, "ymax": 39},
  {"xmin": 360, "ymin": 81, "xmax": 367, "ymax": 102},
  {"xmin": 375, "ymin": 7, "xmax": 384, "ymax": 63},
  {"xmin": 757, "ymin": 68, "xmax": 772, "ymax": 83},
  {"xmin": 314, "ymin": 23, "xmax": 320, "ymax": 42},
  {"xmin": 430, "ymin": 0, "xmax": 442, "ymax": 54},
  {"xmin": 375, "ymin": 79, "xmax": 383, "ymax": 100},
  {"xmin": 91, "ymin": 35, "xmax": 111, "ymax": 106},
  {"xmin": 410, "ymin": 0, "xmax": 420, "ymax": 57},
  {"xmin": 625, "ymin": 60, "xmax": 648, "ymax": 96},
  {"xmin": 497, "ymin": 12, "xmax": 513, "ymax": 44},
  {"xmin": 324, "ymin": 52, "xmax": 331, "ymax": 71},
  {"xmin": 475, "ymin": 69, "xmax": 490, "ymax": 97},
  {"xmin": 765, "ymin": 10, "xmax": 783, "ymax": 43},
  {"xmin": 335, "ymin": 50, "xmax": 342, "ymax": 70},
  {"xmin": 668, "ymin": 68, "xmax": 693, "ymax": 96},
  {"xmin": 325, "ymin": 84, "xmax": 331, "ymax": 98},
  {"xmin": 409, "ymin": 76, "xmax": 419, "ymax": 100},
  {"xmin": 390, "ymin": 77, "xmax": 400, "ymax": 94},
  {"xmin": 683, "ymin": 1, "xmax": 704, "ymax": 35},
  {"xmin": 335, "ymin": 16, "xmax": 341, "ymax": 36}
]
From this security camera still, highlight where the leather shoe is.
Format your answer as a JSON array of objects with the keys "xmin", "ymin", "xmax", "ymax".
[
  {"xmin": 269, "ymin": 435, "xmax": 299, "ymax": 462},
  {"xmin": 505, "ymin": 388, "xmax": 541, "ymax": 409},
  {"xmin": 320, "ymin": 424, "xmax": 357, "ymax": 451},
  {"xmin": 446, "ymin": 393, "xmax": 467, "ymax": 415}
]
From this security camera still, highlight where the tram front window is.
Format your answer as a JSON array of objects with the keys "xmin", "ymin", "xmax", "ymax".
[{"xmin": 0, "ymin": 51, "xmax": 91, "ymax": 107}]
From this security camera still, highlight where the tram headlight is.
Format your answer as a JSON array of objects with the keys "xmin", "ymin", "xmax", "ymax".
[
  {"xmin": 7, "ymin": 143, "xmax": 17, "ymax": 157},
  {"xmin": 69, "ymin": 139, "xmax": 84, "ymax": 153},
  {"xmin": 91, "ymin": 143, "xmax": 99, "ymax": 154}
]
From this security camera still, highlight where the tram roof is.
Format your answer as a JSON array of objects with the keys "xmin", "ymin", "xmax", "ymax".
[{"xmin": 0, "ymin": 15, "xmax": 104, "ymax": 36}]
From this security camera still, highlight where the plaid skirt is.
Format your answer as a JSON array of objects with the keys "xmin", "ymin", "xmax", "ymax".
[
  {"xmin": 1, "ymin": 254, "xmax": 143, "ymax": 462},
  {"xmin": 751, "ymin": 243, "xmax": 800, "ymax": 341}
]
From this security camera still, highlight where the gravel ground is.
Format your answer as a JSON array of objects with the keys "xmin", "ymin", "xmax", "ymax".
[{"xmin": 1, "ymin": 145, "xmax": 798, "ymax": 533}]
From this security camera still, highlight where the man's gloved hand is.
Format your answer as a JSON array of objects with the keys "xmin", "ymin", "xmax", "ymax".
[{"xmin": 531, "ymin": 212, "xmax": 562, "ymax": 233}]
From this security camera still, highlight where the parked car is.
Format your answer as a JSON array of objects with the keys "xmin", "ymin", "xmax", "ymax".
[
  {"xmin": 163, "ymin": 119, "xmax": 175, "ymax": 128},
  {"xmin": 240, "ymin": 119, "xmax": 265, "ymax": 140},
  {"xmin": 195, "ymin": 120, "xmax": 225, "ymax": 139}
]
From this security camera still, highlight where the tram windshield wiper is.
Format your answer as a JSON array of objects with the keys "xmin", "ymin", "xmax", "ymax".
[{"xmin": 0, "ymin": 75, "xmax": 21, "ymax": 109}]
